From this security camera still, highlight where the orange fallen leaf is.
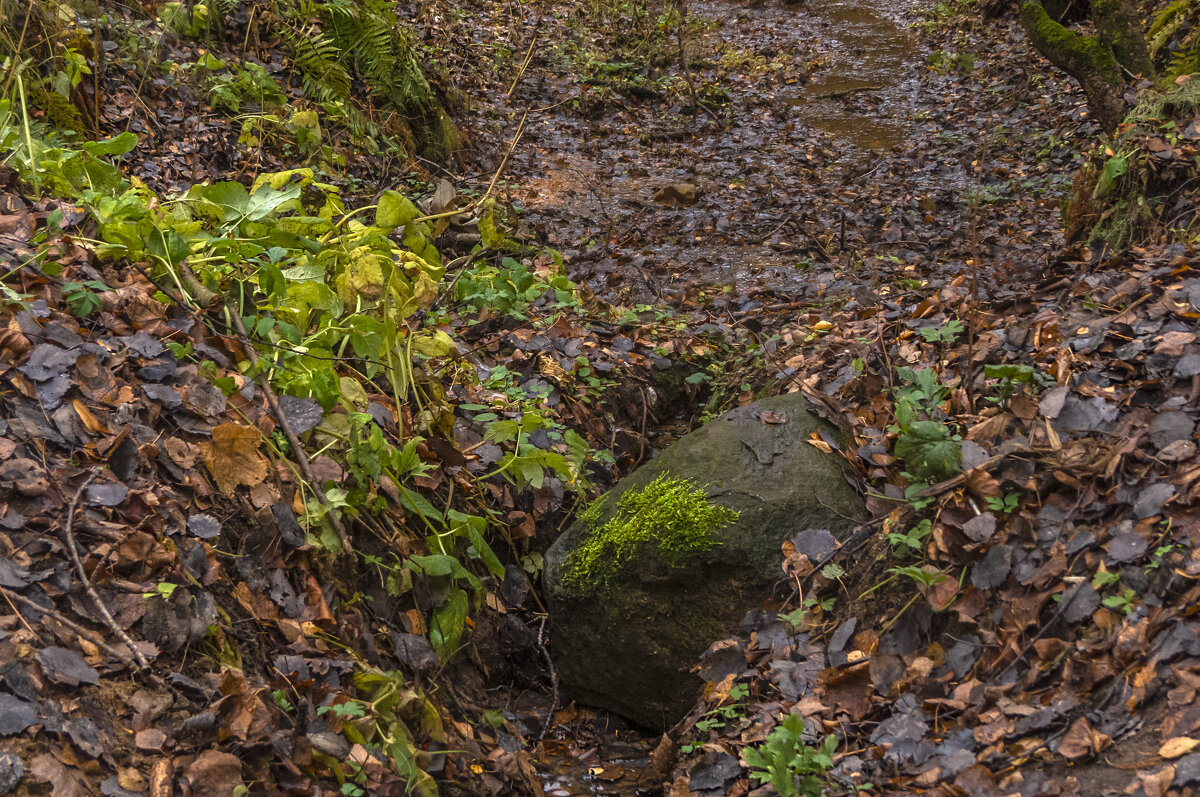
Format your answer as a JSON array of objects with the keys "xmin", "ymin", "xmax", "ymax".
[
  {"xmin": 72, "ymin": 399, "xmax": 108, "ymax": 435},
  {"xmin": 204, "ymin": 423, "xmax": 269, "ymax": 495}
]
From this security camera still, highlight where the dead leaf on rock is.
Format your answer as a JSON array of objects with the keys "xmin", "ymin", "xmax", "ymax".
[
  {"xmin": 30, "ymin": 754, "xmax": 90, "ymax": 797},
  {"xmin": 204, "ymin": 423, "xmax": 268, "ymax": 495}
]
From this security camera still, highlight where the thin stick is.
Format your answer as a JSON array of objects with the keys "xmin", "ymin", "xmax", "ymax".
[
  {"xmin": 58, "ymin": 471, "xmax": 148, "ymax": 669},
  {"xmin": 229, "ymin": 311, "xmax": 354, "ymax": 554},
  {"xmin": 536, "ymin": 615, "xmax": 559, "ymax": 741},
  {"xmin": 0, "ymin": 584, "xmax": 44, "ymax": 642},
  {"xmin": 0, "ymin": 584, "xmax": 134, "ymax": 666},
  {"xmin": 507, "ymin": 33, "xmax": 538, "ymax": 97}
]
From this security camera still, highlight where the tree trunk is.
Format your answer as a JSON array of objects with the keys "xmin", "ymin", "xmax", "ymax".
[
  {"xmin": 1019, "ymin": 1, "xmax": 1128, "ymax": 133},
  {"xmin": 1093, "ymin": 0, "xmax": 1155, "ymax": 78}
]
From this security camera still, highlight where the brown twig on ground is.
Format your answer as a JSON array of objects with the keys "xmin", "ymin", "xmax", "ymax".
[
  {"xmin": 0, "ymin": 584, "xmax": 136, "ymax": 666},
  {"xmin": 536, "ymin": 614, "xmax": 559, "ymax": 741},
  {"xmin": 60, "ymin": 471, "xmax": 150, "ymax": 669},
  {"xmin": 229, "ymin": 311, "xmax": 355, "ymax": 554},
  {"xmin": 507, "ymin": 33, "xmax": 538, "ymax": 97},
  {"xmin": 0, "ymin": 584, "xmax": 44, "ymax": 643}
]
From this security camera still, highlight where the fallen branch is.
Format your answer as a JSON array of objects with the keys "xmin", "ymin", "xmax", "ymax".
[
  {"xmin": 536, "ymin": 615, "xmax": 559, "ymax": 741},
  {"xmin": 229, "ymin": 311, "xmax": 355, "ymax": 554}
]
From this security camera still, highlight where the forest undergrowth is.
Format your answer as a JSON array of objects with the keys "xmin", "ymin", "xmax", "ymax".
[{"xmin": 1, "ymin": 0, "xmax": 1200, "ymax": 794}]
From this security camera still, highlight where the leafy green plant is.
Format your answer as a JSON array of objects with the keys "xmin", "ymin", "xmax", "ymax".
[
  {"xmin": 779, "ymin": 595, "xmax": 836, "ymax": 627},
  {"xmin": 895, "ymin": 367, "xmax": 949, "ymax": 413},
  {"xmin": 984, "ymin": 363, "xmax": 1051, "ymax": 406},
  {"xmin": 904, "ymin": 482, "xmax": 936, "ymax": 511},
  {"xmin": 742, "ymin": 713, "xmax": 837, "ymax": 797},
  {"xmin": 888, "ymin": 518, "xmax": 932, "ymax": 557},
  {"xmin": 61, "ymin": 280, "xmax": 109, "ymax": 317},
  {"xmin": 272, "ymin": 689, "xmax": 295, "ymax": 712},
  {"xmin": 318, "ymin": 700, "xmax": 367, "ymax": 719},
  {"xmin": 455, "ymin": 256, "xmax": 576, "ymax": 319},
  {"xmin": 682, "ymin": 684, "xmax": 750, "ymax": 753},
  {"xmin": 482, "ymin": 412, "xmax": 582, "ymax": 490},
  {"xmin": 889, "ymin": 367, "xmax": 961, "ymax": 482},
  {"xmin": 1103, "ymin": 588, "xmax": 1137, "ymax": 614},
  {"xmin": 205, "ymin": 60, "xmax": 290, "ymax": 114},
  {"xmin": 920, "ymin": 319, "xmax": 964, "ymax": 345},
  {"xmin": 985, "ymin": 491, "xmax": 1021, "ymax": 515},
  {"xmin": 893, "ymin": 417, "xmax": 962, "ymax": 482},
  {"xmin": 1092, "ymin": 565, "xmax": 1121, "ymax": 590},
  {"xmin": 889, "ymin": 564, "xmax": 948, "ymax": 590},
  {"xmin": 1148, "ymin": 544, "xmax": 1178, "ymax": 571}
]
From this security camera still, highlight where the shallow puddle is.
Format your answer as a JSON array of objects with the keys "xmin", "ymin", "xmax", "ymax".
[{"xmin": 789, "ymin": 0, "xmax": 920, "ymax": 152}]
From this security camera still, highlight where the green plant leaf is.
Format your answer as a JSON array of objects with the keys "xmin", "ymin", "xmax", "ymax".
[
  {"xmin": 80, "ymin": 132, "xmax": 138, "ymax": 157},
  {"xmin": 894, "ymin": 420, "xmax": 961, "ymax": 481},
  {"xmin": 376, "ymin": 190, "xmax": 420, "ymax": 230},
  {"xmin": 430, "ymin": 588, "xmax": 468, "ymax": 660}
]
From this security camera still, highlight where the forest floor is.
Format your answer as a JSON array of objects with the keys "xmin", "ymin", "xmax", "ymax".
[{"xmin": 1, "ymin": 0, "xmax": 1199, "ymax": 795}]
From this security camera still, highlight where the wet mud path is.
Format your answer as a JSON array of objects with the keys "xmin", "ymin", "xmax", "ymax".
[{"xmin": 499, "ymin": 0, "xmax": 1083, "ymax": 307}]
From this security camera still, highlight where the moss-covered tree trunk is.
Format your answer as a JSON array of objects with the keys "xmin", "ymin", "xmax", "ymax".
[{"xmin": 1019, "ymin": 0, "xmax": 1154, "ymax": 134}]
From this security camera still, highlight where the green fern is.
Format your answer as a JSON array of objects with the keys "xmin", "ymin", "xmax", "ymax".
[
  {"xmin": 1148, "ymin": 0, "xmax": 1200, "ymax": 78},
  {"xmin": 267, "ymin": 0, "xmax": 456, "ymax": 159}
]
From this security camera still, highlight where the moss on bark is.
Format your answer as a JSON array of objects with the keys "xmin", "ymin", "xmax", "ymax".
[
  {"xmin": 1093, "ymin": 0, "xmax": 1156, "ymax": 78},
  {"xmin": 1019, "ymin": 1, "xmax": 1127, "ymax": 132}
]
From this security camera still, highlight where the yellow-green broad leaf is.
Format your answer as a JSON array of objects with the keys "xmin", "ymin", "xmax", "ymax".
[{"xmin": 376, "ymin": 190, "xmax": 420, "ymax": 230}]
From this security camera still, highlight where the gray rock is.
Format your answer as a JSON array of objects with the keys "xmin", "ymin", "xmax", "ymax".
[{"xmin": 544, "ymin": 393, "xmax": 865, "ymax": 728}]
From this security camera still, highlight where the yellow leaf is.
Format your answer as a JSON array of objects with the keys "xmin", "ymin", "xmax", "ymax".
[
  {"xmin": 1160, "ymin": 737, "xmax": 1200, "ymax": 758},
  {"xmin": 72, "ymin": 400, "xmax": 108, "ymax": 434}
]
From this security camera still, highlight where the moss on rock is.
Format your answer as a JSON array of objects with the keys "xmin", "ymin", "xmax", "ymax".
[
  {"xmin": 544, "ymin": 392, "xmax": 867, "ymax": 729},
  {"xmin": 562, "ymin": 474, "xmax": 738, "ymax": 593}
]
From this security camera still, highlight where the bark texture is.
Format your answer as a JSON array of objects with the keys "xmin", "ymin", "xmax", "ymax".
[{"xmin": 1019, "ymin": 1, "xmax": 1130, "ymax": 133}]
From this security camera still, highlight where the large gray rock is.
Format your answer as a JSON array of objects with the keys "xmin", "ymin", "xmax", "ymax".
[{"xmin": 544, "ymin": 392, "xmax": 866, "ymax": 729}]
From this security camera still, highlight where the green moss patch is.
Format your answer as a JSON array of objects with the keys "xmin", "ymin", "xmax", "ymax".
[{"xmin": 562, "ymin": 474, "xmax": 738, "ymax": 594}]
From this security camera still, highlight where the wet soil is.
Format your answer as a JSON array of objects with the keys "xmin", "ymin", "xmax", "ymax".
[
  {"xmin": 467, "ymin": 0, "xmax": 1094, "ymax": 791},
  {"xmin": 494, "ymin": 0, "xmax": 1086, "ymax": 308}
]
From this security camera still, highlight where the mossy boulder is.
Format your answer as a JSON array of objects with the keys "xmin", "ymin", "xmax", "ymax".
[{"xmin": 544, "ymin": 392, "xmax": 866, "ymax": 729}]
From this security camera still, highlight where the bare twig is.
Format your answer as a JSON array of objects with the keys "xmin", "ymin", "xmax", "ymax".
[
  {"xmin": 0, "ymin": 584, "xmax": 135, "ymax": 666},
  {"xmin": 536, "ymin": 615, "xmax": 559, "ymax": 741},
  {"xmin": 229, "ymin": 311, "xmax": 354, "ymax": 554},
  {"xmin": 507, "ymin": 33, "xmax": 538, "ymax": 97},
  {"xmin": 810, "ymin": 85, "xmax": 883, "ymax": 100},
  {"xmin": 59, "ymin": 471, "xmax": 149, "ymax": 669}
]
